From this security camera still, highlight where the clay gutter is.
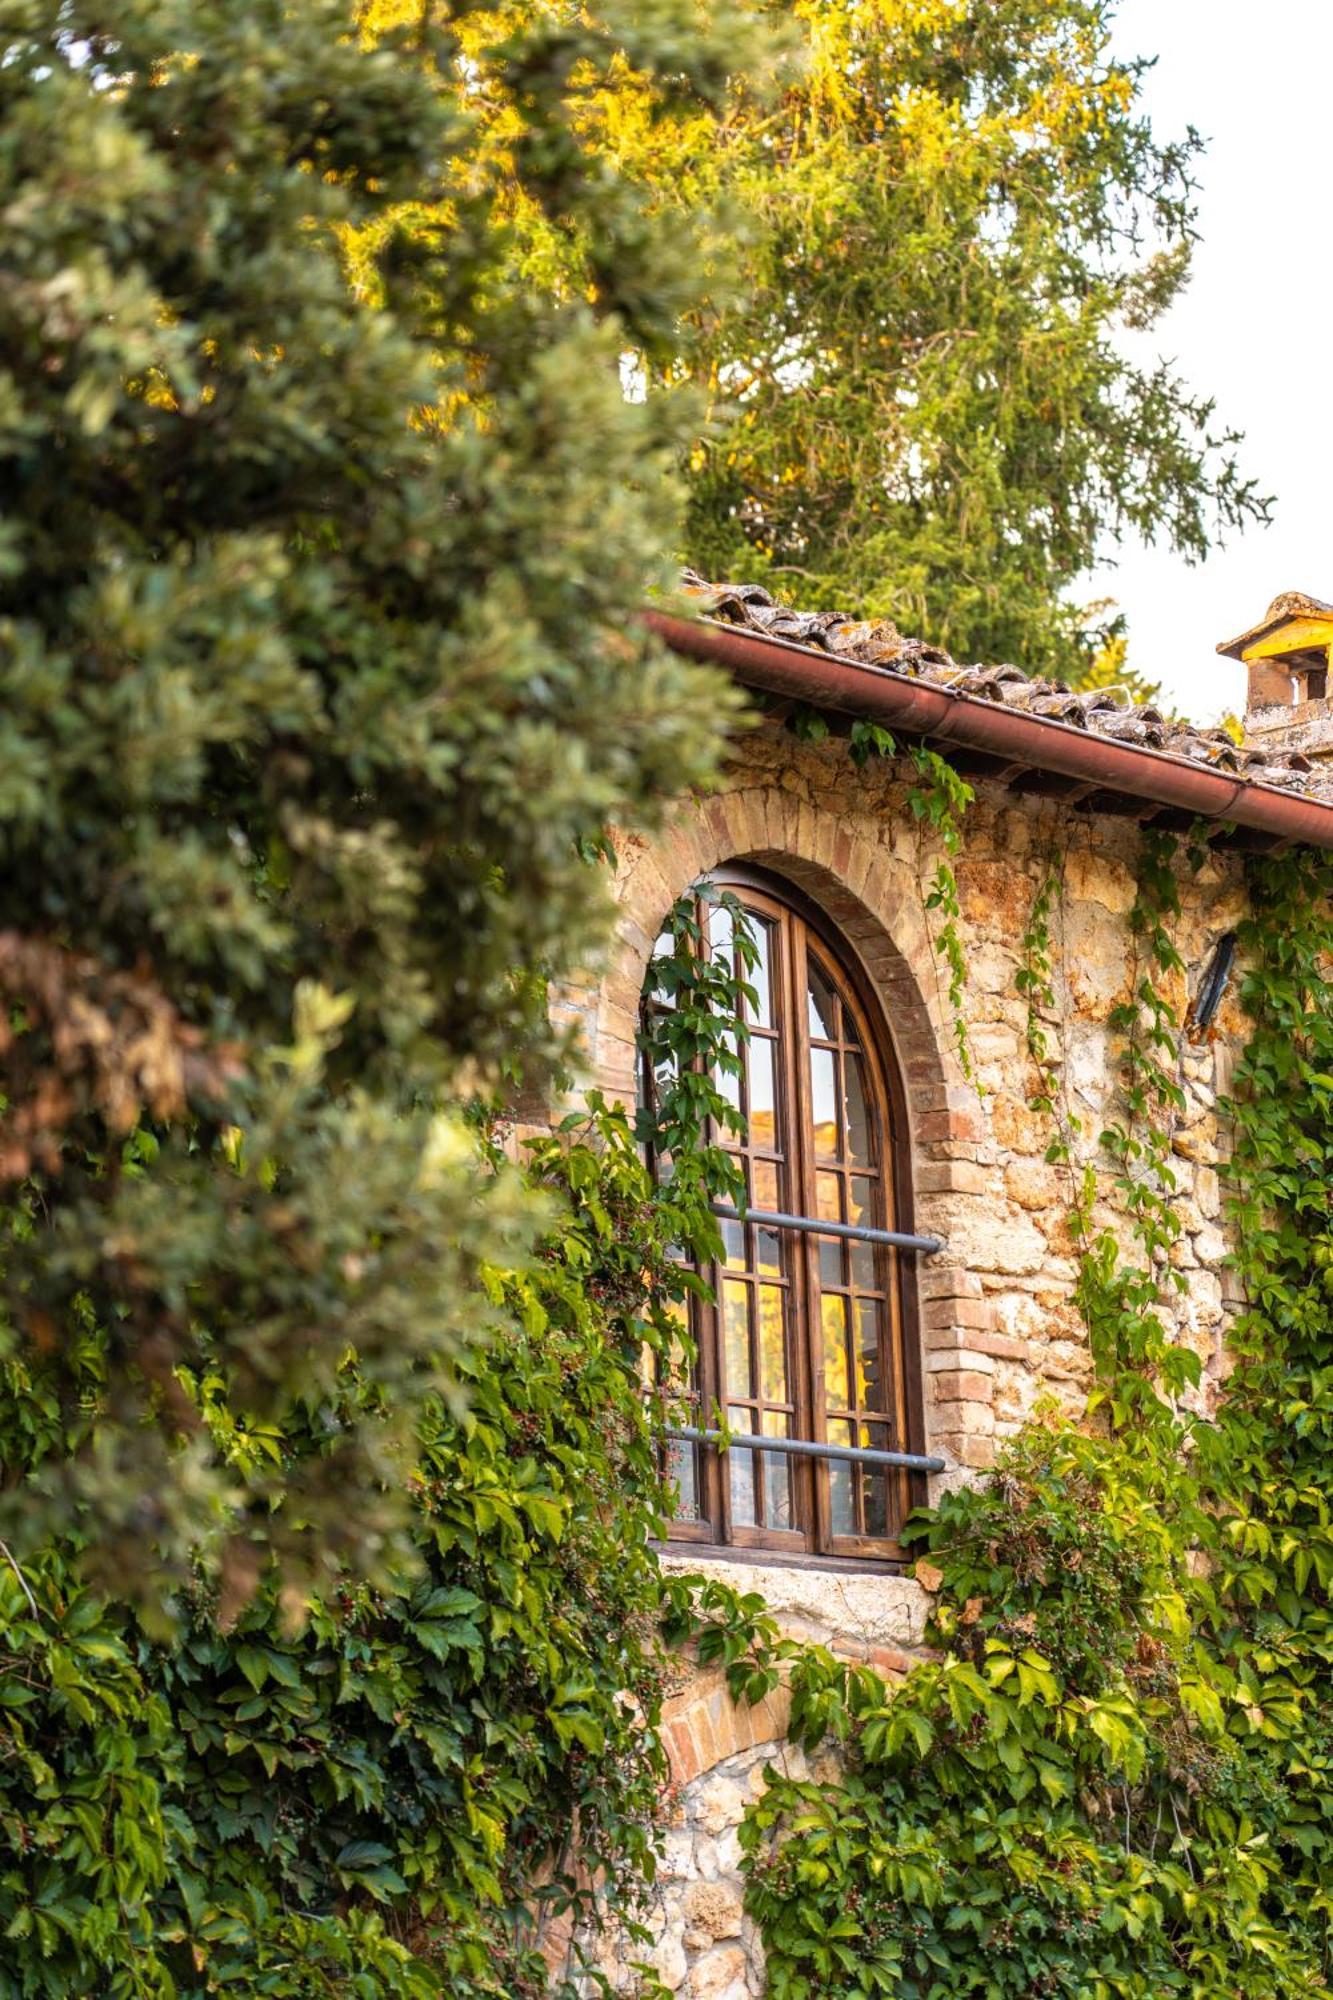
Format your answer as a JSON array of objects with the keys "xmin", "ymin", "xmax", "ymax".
[{"xmin": 646, "ymin": 609, "xmax": 1333, "ymax": 852}]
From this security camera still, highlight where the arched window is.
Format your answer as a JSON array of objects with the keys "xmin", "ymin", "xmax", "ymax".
[{"xmin": 641, "ymin": 871, "xmax": 924, "ymax": 1562}]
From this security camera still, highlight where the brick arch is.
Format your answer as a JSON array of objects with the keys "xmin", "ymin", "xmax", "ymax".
[
  {"xmin": 661, "ymin": 1668, "xmax": 793, "ymax": 1789},
  {"xmin": 588, "ymin": 781, "xmax": 965, "ymax": 1185}
]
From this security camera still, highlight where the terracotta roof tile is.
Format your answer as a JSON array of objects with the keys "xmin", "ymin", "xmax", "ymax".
[{"xmin": 681, "ymin": 573, "xmax": 1333, "ymax": 801}]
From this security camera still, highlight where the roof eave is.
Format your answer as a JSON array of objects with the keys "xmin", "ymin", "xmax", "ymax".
[{"xmin": 647, "ymin": 608, "xmax": 1333, "ymax": 854}]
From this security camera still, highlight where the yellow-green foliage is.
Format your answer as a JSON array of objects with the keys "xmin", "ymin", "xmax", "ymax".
[{"xmin": 546, "ymin": 0, "xmax": 1262, "ymax": 682}]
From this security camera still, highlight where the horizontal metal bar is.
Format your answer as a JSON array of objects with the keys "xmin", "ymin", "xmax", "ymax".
[
  {"xmin": 666, "ymin": 1424, "xmax": 946, "ymax": 1475},
  {"xmin": 711, "ymin": 1204, "xmax": 943, "ymax": 1256}
]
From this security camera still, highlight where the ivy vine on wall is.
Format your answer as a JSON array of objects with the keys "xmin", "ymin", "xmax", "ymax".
[
  {"xmin": 0, "ymin": 900, "xmax": 754, "ymax": 1999},
  {"xmin": 5, "ymin": 749, "xmax": 1333, "ymax": 2000},
  {"xmin": 736, "ymin": 833, "xmax": 1333, "ymax": 1999}
]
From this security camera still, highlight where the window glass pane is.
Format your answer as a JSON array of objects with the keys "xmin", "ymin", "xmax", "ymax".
[
  {"xmin": 821, "ymin": 1293, "xmax": 850, "ymax": 1407},
  {"xmin": 757, "ymin": 1286, "xmax": 788, "ymax": 1401},
  {"xmin": 761, "ymin": 1411, "xmax": 793, "ymax": 1530},
  {"xmin": 729, "ymin": 1441, "xmax": 757, "ymax": 1528},
  {"xmin": 828, "ymin": 1420, "xmax": 855, "ymax": 1536},
  {"xmin": 815, "ymin": 1172, "xmax": 842, "ymax": 1222},
  {"xmin": 763, "ymin": 1460, "xmax": 792, "ymax": 1530},
  {"xmin": 848, "ymin": 1176, "xmax": 873, "ymax": 1227},
  {"xmin": 722, "ymin": 1281, "xmax": 752, "ymax": 1398},
  {"xmin": 647, "ymin": 1302, "xmax": 694, "ymax": 1401},
  {"xmin": 856, "ymin": 1298, "xmax": 886, "ymax": 1411},
  {"xmin": 808, "ymin": 959, "xmax": 838, "ymax": 1041},
  {"xmin": 641, "ymin": 882, "xmax": 907, "ymax": 1555},
  {"xmin": 747, "ymin": 920, "xmax": 774, "ymax": 1028},
  {"xmin": 652, "ymin": 1050, "xmax": 679, "ymax": 1099},
  {"xmin": 647, "ymin": 925, "xmax": 679, "ymax": 1006},
  {"xmin": 810, "ymin": 1047, "xmax": 839, "ymax": 1159},
  {"xmin": 748, "ymin": 1037, "xmax": 777, "ymax": 1151},
  {"xmin": 667, "ymin": 1438, "xmax": 700, "ymax": 1519},
  {"xmin": 715, "ymin": 1029, "xmax": 741, "ymax": 1114},
  {"xmin": 844, "ymin": 1051, "xmax": 873, "ymax": 1168},
  {"xmin": 860, "ymin": 1426, "xmax": 889, "ymax": 1537}
]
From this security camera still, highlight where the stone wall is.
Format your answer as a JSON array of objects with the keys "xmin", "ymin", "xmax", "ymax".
[{"xmin": 555, "ymin": 721, "xmax": 1250, "ymax": 1995}]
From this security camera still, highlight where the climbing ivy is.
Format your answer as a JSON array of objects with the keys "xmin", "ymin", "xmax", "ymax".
[
  {"xmin": 8, "ymin": 737, "xmax": 1333, "ymax": 2000},
  {"xmin": 840, "ymin": 718, "xmax": 978, "ymax": 1086},
  {"xmin": 905, "ymin": 747, "xmax": 977, "ymax": 1090},
  {"xmin": 737, "ymin": 827, "xmax": 1333, "ymax": 1999},
  {"xmin": 1016, "ymin": 859, "xmax": 1064, "ymax": 1130},
  {"xmin": 1075, "ymin": 828, "xmax": 1198, "ymax": 1436},
  {"xmin": 0, "ymin": 896, "xmax": 751, "ymax": 1998}
]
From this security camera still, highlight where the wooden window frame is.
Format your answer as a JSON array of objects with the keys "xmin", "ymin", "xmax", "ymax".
[{"xmin": 645, "ymin": 865, "xmax": 927, "ymax": 1567}]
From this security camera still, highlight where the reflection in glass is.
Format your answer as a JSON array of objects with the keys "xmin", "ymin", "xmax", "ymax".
[
  {"xmin": 862, "ymin": 1425, "xmax": 889, "ymax": 1537},
  {"xmin": 856, "ymin": 1298, "xmax": 884, "ymax": 1411},
  {"xmin": 729, "ymin": 1443, "xmax": 757, "ymax": 1527},
  {"xmin": 844, "ymin": 1052, "xmax": 872, "ymax": 1168},
  {"xmin": 760, "ymin": 1410, "xmax": 793, "ymax": 1528},
  {"xmin": 828, "ymin": 1420, "xmax": 854, "ymax": 1535},
  {"xmin": 748, "ymin": 1037, "xmax": 777, "ymax": 1151},
  {"xmin": 808, "ymin": 959, "xmax": 838, "ymax": 1041},
  {"xmin": 646, "ymin": 884, "xmax": 906, "ymax": 1556},
  {"xmin": 722, "ymin": 1281, "xmax": 752, "ymax": 1397},
  {"xmin": 816, "ymin": 1172, "xmax": 841, "ymax": 1222},
  {"xmin": 810, "ymin": 1047, "xmax": 838, "ymax": 1158},
  {"xmin": 663, "ymin": 1297, "xmax": 691, "ymax": 1388},
  {"xmin": 757, "ymin": 1286, "xmax": 788, "ymax": 1401},
  {"xmin": 763, "ymin": 1460, "xmax": 792, "ymax": 1529},
  {"xmin": 715, "ymin": 1030, "xmax": 741, "ymax": 1113},
  {"xmin": 667, "ymin": 1438, "xmax": 700, "ymax": 1519},
  {"xmin": 652, "ymin": 1051, "xmax": 679, "ymax": 1101},
  {"xmin": 748, "ymin": 921, "xmax": 774, "ymax": 1028},
  {"xmin": 821, "ymin": 1293, "xmax": 850, "ymax": 1405}
]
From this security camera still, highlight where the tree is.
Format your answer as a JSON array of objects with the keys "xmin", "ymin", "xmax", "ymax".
[
  {"xmin": 0, "ymin": 0, "xmax": 761, "ymax": 1606},
  {"xmin": 622, "ymin": 0, "xmax": 1266, "ymax": 683}
]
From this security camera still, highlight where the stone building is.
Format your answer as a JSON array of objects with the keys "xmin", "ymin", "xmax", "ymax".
[{"xmin": 558, "ymin": 582, "xmax": 1333, "ymax": 1999}]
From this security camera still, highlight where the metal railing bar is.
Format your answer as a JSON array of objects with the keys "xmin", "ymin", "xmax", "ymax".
[
  {"xmin": 666, "ymin": 1424, "xmax": 946, "ymax": 1475},
  {"xmin": 710, "ymin": 1204, "xmax": 943, "ymax": 1257}
]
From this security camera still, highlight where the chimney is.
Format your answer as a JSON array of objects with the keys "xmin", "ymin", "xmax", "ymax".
[{"xmin": 1218, "ymin": 591, "xmax": 1333, "ymax": 762}]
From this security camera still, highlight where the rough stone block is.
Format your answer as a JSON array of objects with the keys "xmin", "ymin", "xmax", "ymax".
[
  {"xmin": 683, "ymin": 1881, "xmax": 744, "ymax": 1944},
  {"xmin": 689, "ymin": 1945, "xmax": 748, "ymax": 2000}
]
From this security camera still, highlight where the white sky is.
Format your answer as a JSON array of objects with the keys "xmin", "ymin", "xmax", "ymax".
[{"xmin": 1084, "ymin": 0, "xmax": 1333, "ymax": 722}]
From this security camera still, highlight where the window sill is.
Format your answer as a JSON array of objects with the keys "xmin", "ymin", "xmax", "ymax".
[{"xmin": 654, "ymin": 1538, "xmax": 905, "ymax": 1578}]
